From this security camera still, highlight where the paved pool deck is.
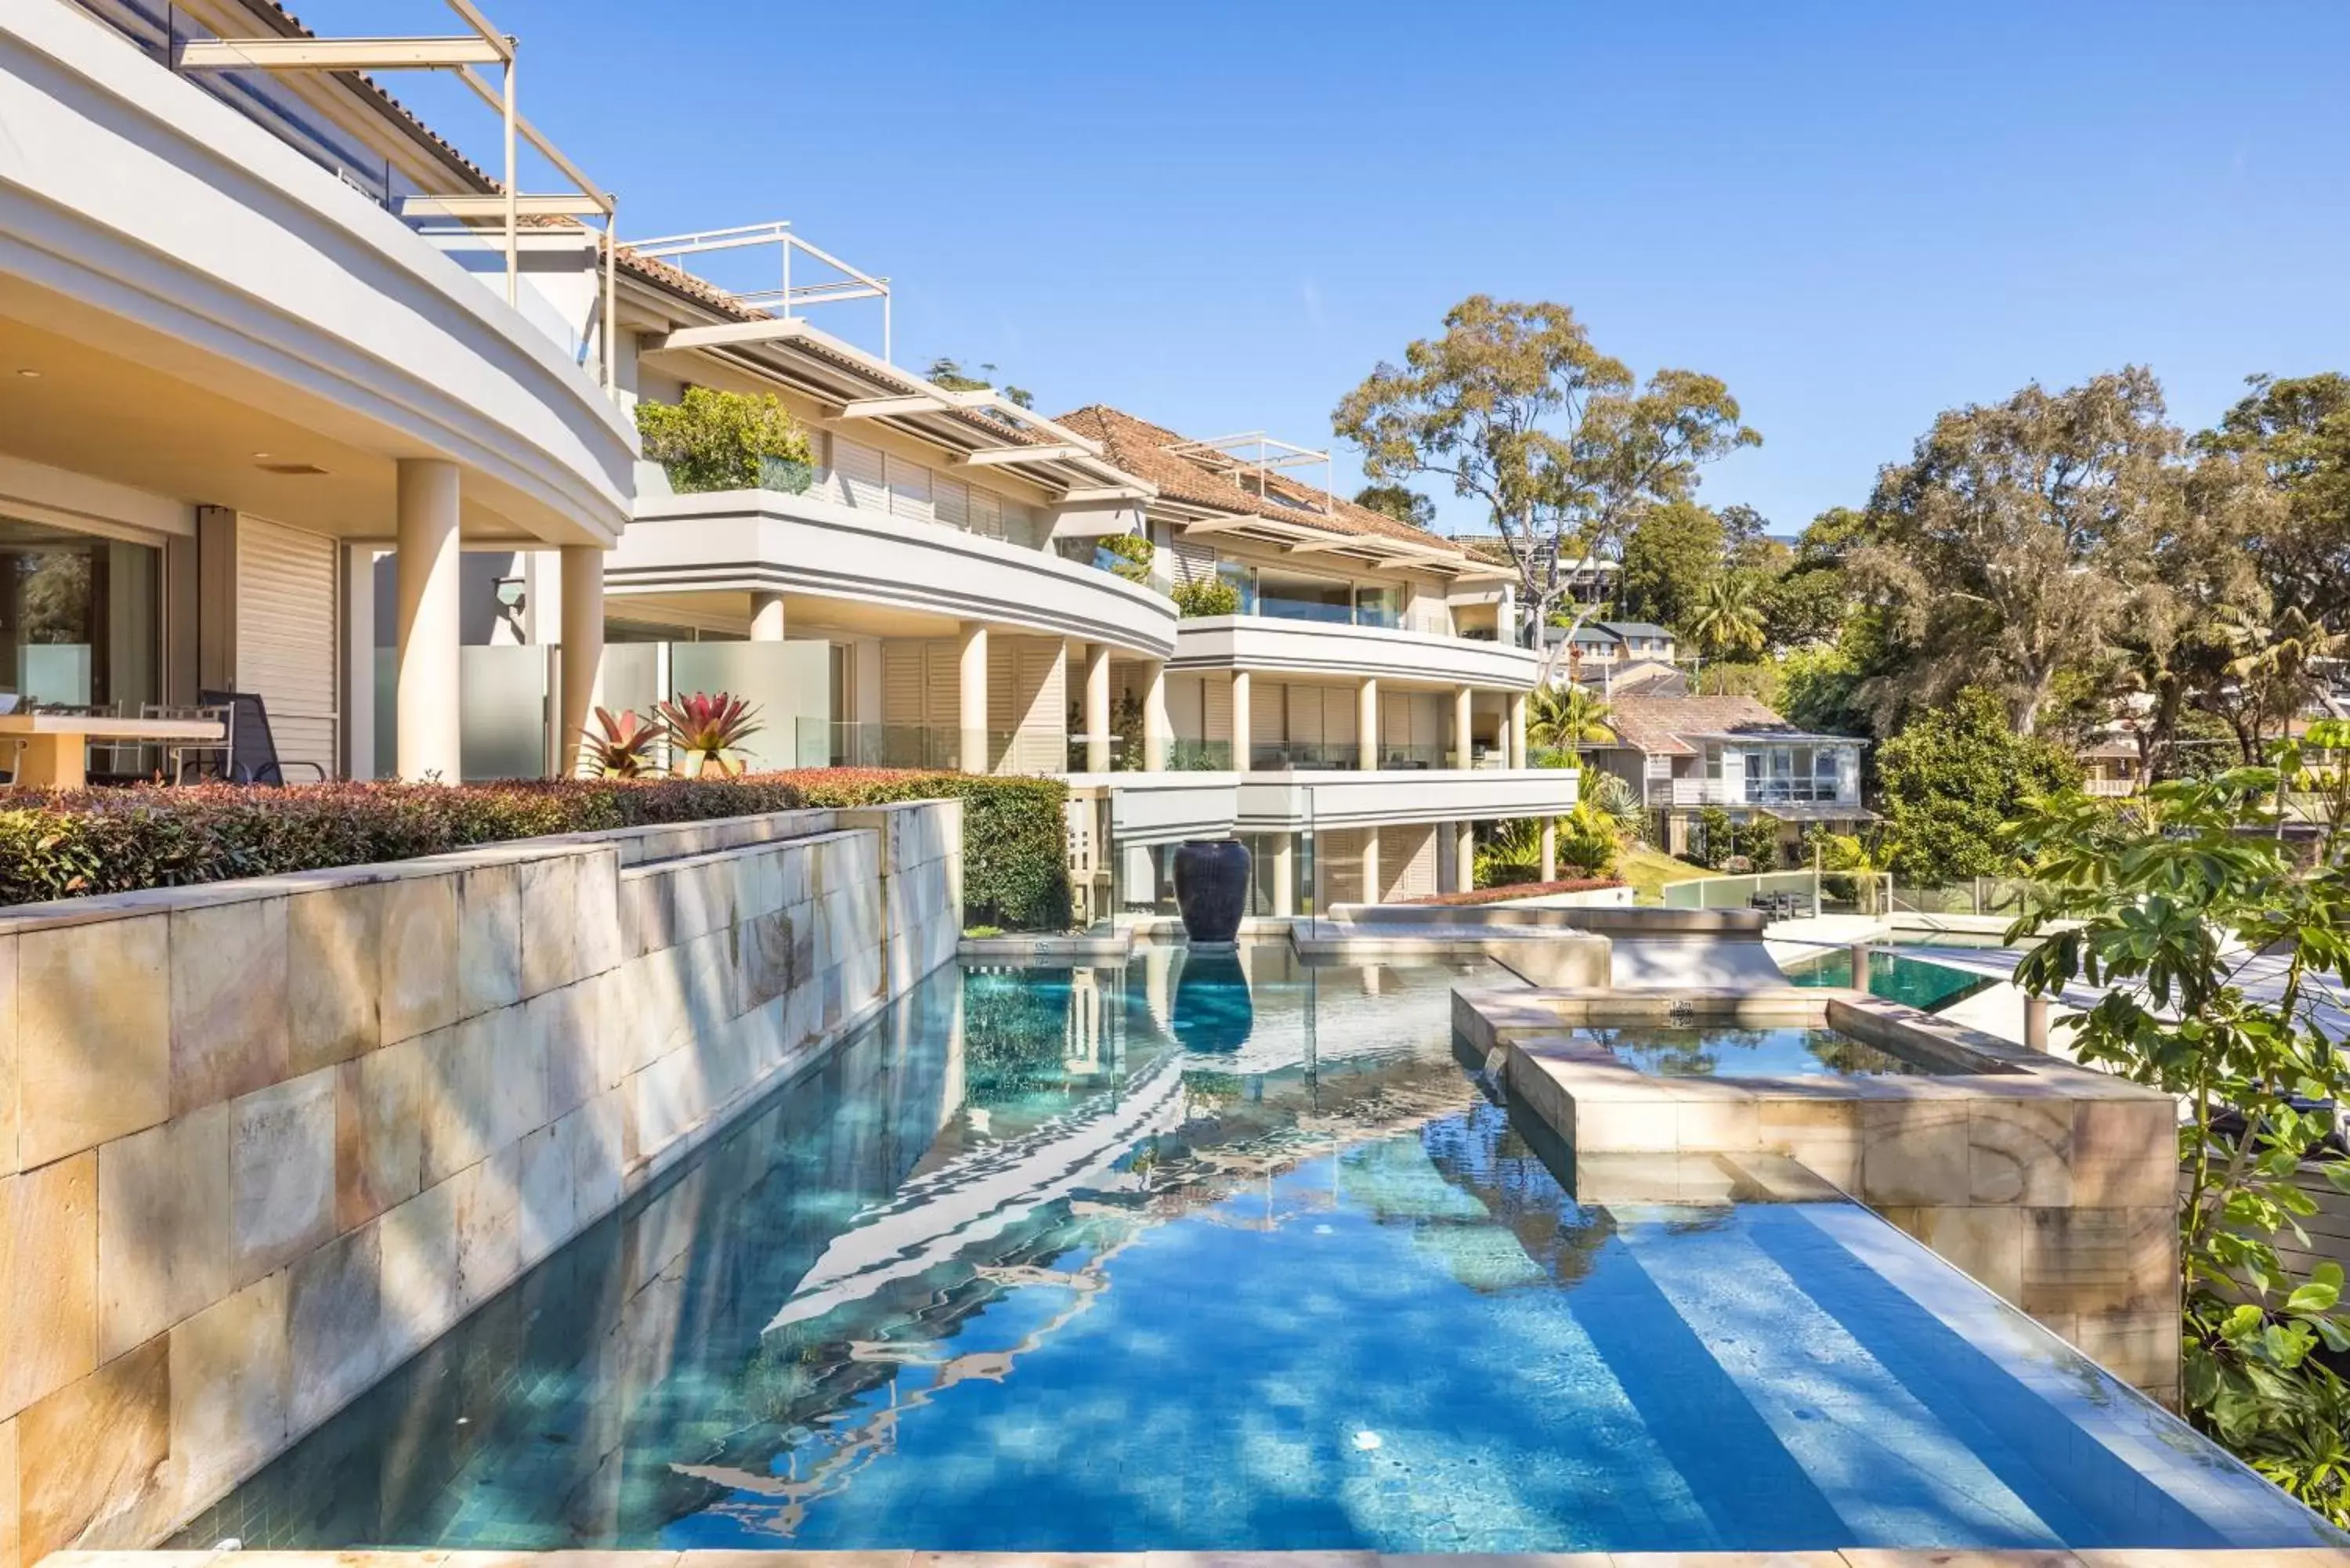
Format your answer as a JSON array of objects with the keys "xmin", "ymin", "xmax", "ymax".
[{"xmin": 38, "ymin": 1546, "xmax": 2350, "ymax": 1566}]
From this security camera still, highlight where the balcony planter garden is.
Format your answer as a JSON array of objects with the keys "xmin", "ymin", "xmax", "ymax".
[{"xmin": 636, "ymin": 385, "xmax": 814, "ymax": 495}]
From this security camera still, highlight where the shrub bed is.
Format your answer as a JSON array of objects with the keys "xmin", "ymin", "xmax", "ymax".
[
  {"xmin": 0, "ymin": 777, "xmax": 807, "ymax": 909},
  {"xmin": 1398, "ymin": 876, "xmax": 1625, "ymax": 908},
  {"xmin": 779, "ymin": 768, "xmax": 1071, "ymax": 932}
]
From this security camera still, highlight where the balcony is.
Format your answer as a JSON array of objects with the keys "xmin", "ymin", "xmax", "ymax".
[
  {"xmin": 3, "ymin": 4, "xmax": 633, "ymax": 546},
  {"xmin": 613, "ymin": 487, "xmax": 1179, "ymax": 659},
  {"xmin": 1169, "ymin": 614, "xmax": 1543, "ymax": 690},
  {"xmin": 1646, "ymin": 778, "xmax": 1860, "ymax": 809},
  {"xmin": 1239, "ymin": 767, "xmax": 1577, "ymax": 830}
]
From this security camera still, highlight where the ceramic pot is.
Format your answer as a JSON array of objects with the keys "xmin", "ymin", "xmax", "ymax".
[{"xmin": 1172, "ymin": 837, "xmax": 1250, "ymax": 945}]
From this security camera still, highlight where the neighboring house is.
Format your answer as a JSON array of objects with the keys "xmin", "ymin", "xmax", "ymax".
[
  {"xmin": 1583, "ymin": 695, "xmax": 1871, "ymax": 858},
  {"xmin": 2078, "ymin": 737, "xmax": 2146, "ymax": 797},
  {"xmin": 1552, "ymin": 621, "xmax": 1682, "ymax": 694}
]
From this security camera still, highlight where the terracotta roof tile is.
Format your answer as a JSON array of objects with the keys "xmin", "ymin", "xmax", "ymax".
[{"xmin": 1053, "ymin": 404, "xmax": 1466, "ymax": 559}]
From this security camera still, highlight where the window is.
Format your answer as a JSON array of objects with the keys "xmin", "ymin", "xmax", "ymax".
[
  {"xmin": 0, "ymin": 518, "xmax": 159, "ymax": 712},
  {"xmin": 1216, "ymin": 561, "xmax": 1259, "ymax": 613},
  {"xmin": 1353, "ymin": 584, "xmax": 1401, "ymax": 629}
]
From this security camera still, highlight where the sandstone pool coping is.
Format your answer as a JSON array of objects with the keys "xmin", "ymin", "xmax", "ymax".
[{"xmin": 36, "ymin": 1545, "xmax": 2350, "ymax": 1566}]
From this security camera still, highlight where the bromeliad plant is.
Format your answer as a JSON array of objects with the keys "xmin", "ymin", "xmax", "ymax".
[
  {"xmin": 576, "ymin": 706, "xmax": 662, "ymax": 779},
  {"xmin": 656, "ymin": 690, "xmax": 765, "ymax": 779},
  {"xmin": 2005, "ymin": 717, "xmax": 2350, "ymax": 1525}
]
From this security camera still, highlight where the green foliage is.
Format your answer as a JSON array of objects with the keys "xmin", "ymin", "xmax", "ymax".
[
  {"xmin": 1876, "ymin": 687, "xmax": 2081, "ymax": 885},
  {"xmin": 2006, "ymin": 721, "xmax": 2350, "ymax": 1525},
  {"xmin": 1802, "ymin": 826, "xmax": 1882, "ymax": 873},
  {"xmin": 1780, "ymin": 623, "xmax": 1879, "ymax": 736},
  {"xmin": 1580, "ymin": 767, "xmax": 1647, "ymax": 838},
  {"xmin": 1172, "ymin": 576, "xmax": 1240, "ymax": 618},
  {"xmin": 1688, "ymin": 570, "xmax": 1768, "ymax": 660},
  {"xmin": 1618, "ymin": 499, "xmax": 1724, "ymax": 630},
  {"xmin": 1692, "ymin": 804, "xmax": 1735, "ymax": 869},
  {"xmin": 1693, "ymin": 659, "xmax": 1783, "ymax": 706},
  {"xmin": 1528, "ymin": 685, "xmax": 1614, "ymax": 750},
  {"xmin": 1353, "ymin": 483, "xmax": 1437, "ymax": 528},
  {"xmin": 927, "ymin": 356, "xmax": 1033, "ymax": 410},
  {"xmin": 1093, "ymin": 532, "xmax": 1156, "ymax": 585},
  {"xmin": 635, "ymin": 386, "xmax": 812, "ymax": 493},
  {"xmin": 576, "ymin": 706, "xmax": 660, "ymax": 779},
  {"xmin": 1474, "ymin": 804, "xmax": 1620, "ymax": 887},
  {"xmin": 785, "ymin": 769, "xmax": 1072, "ymax": 931},
  {"xmin": 0, "ymin": 777, "xmax": 810, "ymax": 908},
  {"xmin": 1733, "ymin": 816, "xmax": 1780, "ymax": 872},
  {"xmin": 1759, "ymin": 564, "xmax": 1851, "ymax": 649},
  {"xmin": 1334, "ymin": 294, "xmax": 1759, "ymax": 645},
  {"xmin": 2196, "ymin": 371, "xmax": 2350, "ymax": 626}
]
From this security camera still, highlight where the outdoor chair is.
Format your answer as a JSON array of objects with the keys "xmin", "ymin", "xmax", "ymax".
[
  {"xmin": 199, "ymin": 689, "xmax": 327, "ymax": 786},
  {"xmin": 150, "ymin": 701, "xmax": 236, "ymax": 784}
]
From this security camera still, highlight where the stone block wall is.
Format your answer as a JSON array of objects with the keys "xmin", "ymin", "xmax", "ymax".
[
  {"xmin": 1456, "ymin": 984, "xmax": 2183, "ymax": 1404},
  {"xmin": 0, "ymin": 799, "xmax": 962, "ymax": 1568}
]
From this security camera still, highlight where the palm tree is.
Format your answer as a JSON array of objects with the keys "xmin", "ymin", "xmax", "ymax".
[
  {"xmin": 1687, "ymin": 574, "xmax": 1767, "ymax": 661},
  {"xmin": 1528, "ymin": 684, "xmax": 1614, "ymax": 753}
]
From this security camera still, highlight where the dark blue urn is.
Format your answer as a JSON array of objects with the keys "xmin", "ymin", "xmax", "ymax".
[
  {"xmin": 1172, "ymin": 947, "xmax": 1254, "ymax": 1053},
  {"xmin": 1172, "ymin": 837, "xmax": 1251, "ymax": 946}
]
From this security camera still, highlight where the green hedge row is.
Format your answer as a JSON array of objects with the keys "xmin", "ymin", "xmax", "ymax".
[
  {"xmin": 0, "ymin": 778, "xmax": 808, "ymax": 909},
  {"xmin": 781, "ymin": 768, "xmax": 1071, "ymax": 931}
]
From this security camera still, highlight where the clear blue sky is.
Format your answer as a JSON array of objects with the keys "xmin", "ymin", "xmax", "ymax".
[{"xmin": 375, "ymin": 1, "xmax": 2350, "ymax": 537}]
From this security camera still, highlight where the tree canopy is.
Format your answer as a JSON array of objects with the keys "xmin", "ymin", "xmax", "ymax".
[
  {"xmin": 1332, "ymin": 294, "xmax": 1758, "ymax": 667},
  {"xmin": 1875, "ymin": 686, "xmax": 2081, "ymax": 884},
  {"xmin": 1353, "ymin": 483, "xmax": 1437, "ymax": 529}
]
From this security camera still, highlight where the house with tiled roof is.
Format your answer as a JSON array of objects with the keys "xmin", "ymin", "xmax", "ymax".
[
  {"xmin": 1583, "ymin": 693, "xmax": 1871, "ymax": 858},
  {"xmin": 1047, "ymin": 406, "xmax": 1576, "ymax": 914}
]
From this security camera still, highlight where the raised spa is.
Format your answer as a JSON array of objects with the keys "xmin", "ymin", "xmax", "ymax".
[{"xmin": 1587, "ymin": 1021, "xmax": 1972, "ymax": 1078}]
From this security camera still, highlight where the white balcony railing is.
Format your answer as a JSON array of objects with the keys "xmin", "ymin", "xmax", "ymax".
[
  {"xmin": 1645, "ymin": 779, "xmax": 1857, "ymax": 809},
  {"xmin": 2082, "ymin": 777, "xmax": 2140, "ymax": 797}
]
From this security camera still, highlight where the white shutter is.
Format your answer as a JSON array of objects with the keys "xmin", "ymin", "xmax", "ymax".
[
  {"xmin": 1322, "ymin": 685, "xmax": 1356, "ymax": 747},
  {"xmin": 969, "ymin": 487, "xmax": 1003, "ymax": 540},
  {"xmin": 1318, "ymin": 828, "xmax": 1365, "ymax": 905},
  {"xmin": 1170, "ymin": 538, "xmax": 1216, "ymax": 586},
  {"xmin": 885, "ymin": 454, "xmax": 935, "ymax": 525},
  {"xmin": 1014, "ymin": 638, "xmax": 1066, "ymax": 774},
  {"xmin": 882, "ymin": 641, "xmax": 927, "ymax": 727},
  {"xmin": 1380, "ymin": 690, "xmax": 1409, "ymax": 757},
  {"xmin": 1389, "ymin": 824, "xmax": 1437, "ymax": 901},
  {"xmin": 1252, "ymin": 678, "xmax": 1285, "ymax": 748},
  {"xmin": 1287, "ymin": 685, "xmax": 1324, "ymax": 746},
  {"xmin": 1203, "ymin": 675, "xmax": 1234, "ymax": 752},
  {"xmin": 806, "ymin": 432, "xmax": 848, "ymax": 505},
  {"xmin": 233, "ymin": 516, "xmax": 338, "ymax": 775},
  {"xmin": 833, "ymin": 438, "xmax": 884, "ymax": 510},
  {"xmin": 935, "ymin": 476, "xmax": 971, "ymax": 532}
]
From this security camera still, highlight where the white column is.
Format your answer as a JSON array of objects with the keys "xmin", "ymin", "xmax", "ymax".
[
  {"xmin": 1453, "ymin": 685, "xmax": 1473, "ymax": 770},
  {"xmin": 1455, "ymin": 822, "xmax": 1475, "ymax": 893},
  {"xmin": 1362, "ymin": 824, "xmax": 1382, "ymax": 905},
  {"xmin": 1357, "ymin": 675, "xmax": 1379, "ymax": 771},
  {"xmin": 1141, "ymin": 659, "xmax": 1169, "ymax": 772},
  {"xmin": 1509, "ymin": 691, "xmax": 1529, "ymax": 769},
  {"xmin": 394, "ymin": 459, "xmax": 461, "ymax": 782},
  {"xmin": 1083, "ymin": 641, "xmax": 1112, "ymax": 773},
  {"xmin": 342, "ymin": 542, "xmax": 376, "ymax": 781},
  {"xmin": 749, "ymin": 590, "xmax": 786, "ymax": 642},
  {"xmin": 558, "ymin": 546, "xmax": 605, "ymax": 778},
  {"xmin": 957, "ymin": 621, "xmax": 989, "ymax": 774},
  {"xmin": 1271, "ymin": 833, "xmax": 1296, "ymax": 916},
  {"xmin": 1539, "ymin": 817, "xmax": 1559, "ymax": 883},
  {"xmin": 1230, "ymin": 668, "xmax": 1252, "ymax": 772}
]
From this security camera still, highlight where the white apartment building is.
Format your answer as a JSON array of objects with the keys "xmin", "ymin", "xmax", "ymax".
[{"xmin": 3, "ymin": 0, "xmax": 627, "ymax": 782}]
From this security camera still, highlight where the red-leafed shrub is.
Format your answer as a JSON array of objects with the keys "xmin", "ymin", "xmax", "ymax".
[{"xmin": 1397, "ymin": 876, "xmax": 1625, "ymax": 908}]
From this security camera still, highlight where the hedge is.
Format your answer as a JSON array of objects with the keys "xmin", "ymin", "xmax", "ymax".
[
  {"xmin": 778, "ymin": 768, "xmax": 1071, "ymax": 932},
  {"xmin": 0, "ymin": 777, "xmax": 808, "ymax": 909},
  {"xmin": 1398, "ymin": 876, "xmax": 1624, "ymax": 908}
]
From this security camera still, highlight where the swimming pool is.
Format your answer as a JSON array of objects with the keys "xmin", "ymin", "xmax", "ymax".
[
  {"xmin": 179, "ymin": 949, "xmax": 2338, "ymax": 1555},
  {"xmin": 1590, "ymin": 1022, "xmax": 1965, "ymax": 1078},
  {"xmin": 1788, "ymin": 946, "xmax": 1999, "ymax": 1011}
]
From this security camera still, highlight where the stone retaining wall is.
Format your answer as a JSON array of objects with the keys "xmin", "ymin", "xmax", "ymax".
[{"xmin": 0, "ymin": 799, "xmax": 961, "ymax": 1568}]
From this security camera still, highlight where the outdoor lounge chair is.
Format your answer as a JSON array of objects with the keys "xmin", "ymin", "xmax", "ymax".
[{"xmin": 198, "ymin": 689, "xmax": 327, "ymax": 786}]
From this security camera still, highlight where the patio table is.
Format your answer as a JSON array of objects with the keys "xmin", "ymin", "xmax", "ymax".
[{"xmin": 0, "ymin": 713, "xmax": 228, "ymax": 789}]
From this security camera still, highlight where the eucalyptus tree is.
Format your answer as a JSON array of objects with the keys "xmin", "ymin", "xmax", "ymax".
[
  {"xmin": 1332, "ymin": 295, "xmax": 1759, "ymax": 678},
  {"xmin": 1849, "ymin": 368, "xmax": 2182, "ymax": 735},
  {"xmin": 2196, "ymin": 372, "xmax": 2350, "ymax": 627}
]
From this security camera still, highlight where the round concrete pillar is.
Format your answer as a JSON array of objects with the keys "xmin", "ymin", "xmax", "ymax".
[{"xmin": 394, "ymin": 459, "xmax": 461, "ymax": 782}]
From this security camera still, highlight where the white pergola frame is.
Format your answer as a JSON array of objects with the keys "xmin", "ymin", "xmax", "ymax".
[
  {"xmin": 631, "ymin": 222, "xmax": 895, "ymax": 363},
  {"xmin": 174, "ymin": 0, "xmax": 620, "ymax": 393},
  {"xmin": 1161, "ymin": 431, "xmax": 1337, "ymax": 515}
]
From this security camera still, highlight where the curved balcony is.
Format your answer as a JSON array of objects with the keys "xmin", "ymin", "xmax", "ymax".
[
  {"xmin": 614, "ymin": 489, "xmax": 1179, "ymax": 659},
  {"xmin": 1238, "ymin": 768, "xmax": 1577, "ymax": 831},
  {"xmin": 1168, "ymin": 614, "xmax": 1542, "ymax": 690},
  {"xmin": 0, "ymin": 5, "xmax": 633, "ymax": 544}
]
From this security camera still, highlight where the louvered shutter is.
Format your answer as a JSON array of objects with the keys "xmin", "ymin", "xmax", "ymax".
[
  {"xmin": 1287, "ymin": 684, "xmax": 1324, "ymax": 746},
  {"xmin": 1169, "ymin": 538, "xmax": 1216, "ymax": 585},
  {"xmin": 233, "ymin": 516, "xmax": 338, "ymax": 775},
  {"xmin": 1203, "ymin": 675, "xmax": 1233, "ymax": 753},
  {"xmin": 806, "ymin": 432, "xmax": 848, "ymax": 505},
  {"xmin": 968, "ymin": 487, "xmax": 1003, "ymax": 540},
  {"xmin": 1322, "ymin": 685, "xmax": 1356, "ymax": 747},
  {"xmin": 882, "ymin": 641, "xmax": 927, "ymax": 727},
  {"xmin": 1252, "ymin": 678, "xmax": 1285, "ymax": 748},
  {"xmin": 885, "ymin": 454, "xmax": 935, "ymax": 524},
  {"xmin": 1389, "ymin": 825, "xmax": 1437, "ymax": 901},
  {"xmin": 833, "ymin": 439, "xmax": 885, "ymax": 510},
  {"xmin": 935, "ymin": 476, "xmax": 971, "ymax": 531},
  {"xmin": 1318, "ymin": 828, "xmax": 1365, "ymax": 905}
]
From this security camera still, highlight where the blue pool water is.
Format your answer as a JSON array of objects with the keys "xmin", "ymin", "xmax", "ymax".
[
  {"xmin": 1593, "ymin": 1023, "xmax": 1960, "ymax": 1078},
  {"xmin": 180, "ymin": 951, "xmax": 2337, "ymax": 1555},
  {"xmin": 1789, "ymin": 948, "xmax": 1999, "ymax": 1012}
]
